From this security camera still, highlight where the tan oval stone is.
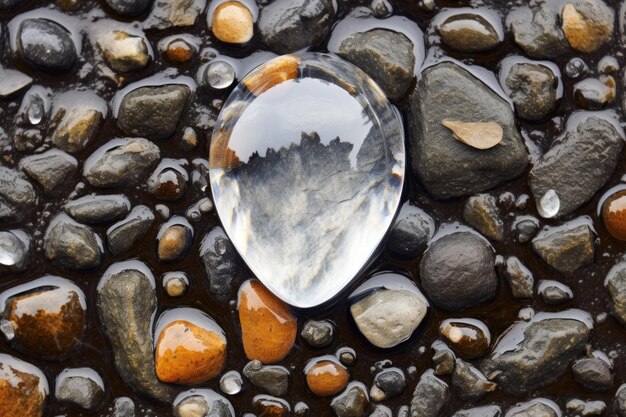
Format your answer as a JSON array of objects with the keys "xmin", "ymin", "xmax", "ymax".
[
  {"xmin": 211, "ymin": 1, "xmax": 254, "ymax": 44},
  {"xmin": 306, "ymin": 360, "xmax": 350, "ymax": 397},
  {"xmin": 158, "ymin": 225, "xmax": 191, "ymax": 262},
  {"xmin": 238, "ymin": 280, "xmax": 297, "ymax": 364},
  {"xmin": 442, "ymin": 119, "xmax": 503, "ymax": 150},
  {"xmin": 155, "ymin": 320, "xmax": 226, "ymax": 384}
]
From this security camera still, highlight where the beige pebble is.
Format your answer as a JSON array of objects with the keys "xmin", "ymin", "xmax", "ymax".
[
  {"xmin": 442, "ymin": 120, "xmax": 503, "ymax": 150},
  {"xmin": 211, "ymin": 1, "xmax": 254, "ymax": 44}
]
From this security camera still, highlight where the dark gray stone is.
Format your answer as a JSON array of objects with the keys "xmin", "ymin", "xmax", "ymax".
[
  {"xmin": 143, "ymin": 0, "xmax": 205, "ymax": 30},
  {"xmin": 499, "ymin": 256, "xmax": 534, "ymax": 299},
  {"xmin": 65, "ymin": 194, "xmax": 131, "ymax": 224},
  {"xmin": 373, "ymin": 368, "xmax": 405, "ymax": 400},
  {"xmin": 451, "ymin": 359, "xmax": 496, "ymax": 401},
  {"xmin": 0, "ymin": 166, "xmax": 37, "ymax": 223},
  {"xmin": 435, "ymin": 11, "xmax": 502, "ymax": 52},
  {"xmin": 515, "ymin": 217, "xmax": 539, "ymax": 243},
  {"xmin": 407, "ymin": 62, "xmax": 528, "ymax": 199},
  {"xmin": 607, "ymin": 261, "xmax": 626, "ymax": 325},
  {"xmin": 44, "ymin": 214, "xmax": 102, "ymax": 270},
  {"xmin": 332, "ymin": 384, "xmax": 369, "ymax": 417},
  {"xmin": 420, "ymin": 232, "xmax": 497, "ymax": 311},
  {"xmin": 501, "ymin": 59, "xmax": 559, "ymax": 121},
  {"xmin": 243, "ymin": 360, "xmax": 289, "ymax": 396},
  {"xmin": 84, "ymin": 138, "xmax": 160, "ymax": 188},
  {"xmin": 387, "ymin": 202, "xmax": 435, "ymax": 259},
  {"xmin": 258, "ymin": 0, "xmax": 334, "ymax": 54},
  {"xmin": 20, "ymin": 149, "xmax": 78, "ymax": 196},
  {"xmin": 531, "ymin": 222, "xmax": 595, "ymax": 273},
  {"xmin": 409, "ymin": 371, "xmax": 449, "ymax": 417},
  {"xmin": 338, "ymin": 29, "xmax": 415, "ymax": 101},
  {"xmin": 452, "ymin": 405, "xmax": 501, "ymax": 417},
  {"xmin": 616, "ymin": 384, "xmax": 626, "ymax": 417},
  {"xmin": 529, "ymin": 115, "xmax": 623, "ymax": 217},
  {"xmin": 480, "ymin": 312, "xmax": 592, "ymax": 395},
  {"xmin": 505, "ymin": 401, "xmax": 559, "ymax": 417},
  {"xmin": 105, "ymin": 0, "xmax": 152, "ymax": 16},
  {"xmin": 463, "ymin": 194, "xmax": 504, "ymax": 241},
  {"xmin": 538, "ymin": 280, "xmax": 573, "ymax": 305},
  {"xmin": 55, "ymin": 371, "xmax": 105, "ymax": 411},
  {"xmin": 107, "ymin": 206, "xmax": 155, "ymax": 256},
  {"xmin": 572, "ymin": 357, "xmax": 613, "ymax": 392},
  {"xmin": 97, "ymin": 262, "xmax": 174, "ymax": 402},
  {"xmin": 16, "ymin": 18, "xmax": 78, "ymax": 73},
  {"xmin": 301, "ymin": 320, "xmax": 334, "ymax": 348},
  {"xmin": 506, "ymin": 2, "xmax": 571, "ymax": 59},
  {"xmin": 199, "ymin": 226, "xmax": 239, "ymax": 300},
  {"xmin": 432, "ymin": 341, "xmax": 455, "ymax": 376},
  {"xmin": 117, "ymin": 85, "xmax": 190, "ymax": 139}
]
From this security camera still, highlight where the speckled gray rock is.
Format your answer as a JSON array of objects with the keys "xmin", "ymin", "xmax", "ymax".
[
  {"xmin": 258, "ymin": 0, "xmax": 335, "ymax": 54},
  {"xmin": 566, "ymin": 399, "xmax": 606, "ymax": 416},
  {"xmin": 432, "ymin": 341, "xmax": 456, "ymax": 376},
  {"xmin": 501, "ymin": 58, "xmax": 559, "ymax": 121},
  {"xmin": 301, "ymin": 320, "xmax": 334, "ymax": 348},
  {"xmin": 531, "ymin": 222, "xmax": 595, "ymax": 273},
  {"xmin": 44, "ymin": 214, "xmax": 102, "ymax": 270},
  {"xmin": 84, "ymin": 138, "xmax": 160, "ymax": 188},
  {"xmin": 20, "ymin": 149, "xmax": 78, "ymax": 196},
  {"xmin": 143, "ymin": 0, "xmax": 206, "ymax": 29},
  {"xmin": 337, "ymin": 29, "xmax": 415, "ymax": 100},
  {"xmin": 420, "ymin": 232, "xmax": 497, "ymax": 311},
  {"xmin": 332, "ymin": 384, "xmax": 369, "ymax": 417},
  {"xmin": 505, "ymin": 401, "xmax": 559, "ymax": 417},
  {"xmin": 480, "ymin": 312, "xmax": 592, "ymax": 395},
  {"xmin": 435, "ymin": 10, "xmax": 503, "ymax": 52},
  {"xmin": 55, "ymin": 370, "xmax": 105, "ymax": 411},
  {"xmin": 463, "ymin": 194, "xmax": 504, "ymax": 241},
  {"xmin": 615, "ymin": 384, "xmax": 626, "ymax": 417},
  {"xmin": 113, "ymin": 397, "xmax": 135, "ymax": 417},
  {"xmin": 16, "ymin": 18, "xmax": 78, "ymax": 73},
  {"xmin": 538, "ymin": 280, "xmax": 573, "ymax": 305},
  {"xmin": 498, "ymin": 256, "xmax": 534, "ymax": 299},
  {"xmin": 0, "ymin": 166, "xmax": 37, "ymax": 223},
  {"xmin": 65, "ymin": 194, "xmax": 130, "ymax": 224},
  {"xmin": 572, "ymin": 357, "xmax": 613, "ymax": 392},
  {"xmin": 452, "ymin": 405, "xmax": 502, "ymax": 417},
  {"xmin": 199, "ymin": 226, "xmax": 239, "ymax": 300},
  {"xmin": 97, "ymin": 262, "xmax": 174, "ymax": 402},
  {"xmin": 105, "ymin": 0, "xmax": 152, "ymax": 16},
  {"xmin": 506, "ymin": 2, "xmax": 570, "ymax": 59},
  {"xmin": 117, "ymin": 85, "xmax": 190, "ymax": 139},
  {"xmin": 407, "ymin": 62, "xmax": 528, "ymax": 199},
  {"xmin": 373, "ymin": 368, "xmax": 406, "ymax": 401},
  {"xmin": 606, "ymin": 261, "xmax": 626, "ymax": 325},
  {"xmin": 387, "ymin": 203, "xmax": 435, "ymax": 259},
  {"xmin": 243, "ymin": 360, "xmax": 289, "ymax": 396},
  {"xmin": 451, "ymin": 359, "xmax": 496, "ymax": 401},
  {"xmin": 409, "ymin": 371, "xmax": 449, "ymax": 417},
  {"xmin": 107, "ymin": 205, "xmax": 155, "ymax": 256},
  {"xmin": 529, "ymin": 115, "xmax": 623, "ymax": 217}
]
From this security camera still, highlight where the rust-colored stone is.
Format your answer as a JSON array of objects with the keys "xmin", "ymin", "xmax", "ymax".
[
  {"xmin": 305, "ymin": 360, "xmax": 350, "ymax": 396},
  {"xmin": 0, "ymin": 355, "xmax": 47, "ymax": 417},
  {"xmin": 603, "ymin": 190, "xmax": 626, "ymax": 241}
]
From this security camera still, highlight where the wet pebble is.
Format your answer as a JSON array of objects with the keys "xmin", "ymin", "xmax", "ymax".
[
  {"xmin": 97, "ymin": 29, "xmax": 150, "ymax": 73},
  {"xmin": 157, "ymin": 221, "xmax": 193, "ymax": 262},
  {"xmin": 112, "ymin": 397, "xmax": 135, "ymax": 417},
  {"xmin": 162, "ymin": 272, "xmax": 189, "ymax": 297},
  {"xmin": 538, "ymin": 280, "xmax": 573, "ymax": 305},
  {"xmin": 144, "ymin": 0, "xmax": 206, "ymax": 30},
  {"xmin": 531, "ymin": 221, "xmax": 595, "ymax": 273},
  {"xmin": 451, "ymin": 359, "xmax": 496, "ymax": 401},
  {"xmin": 211, "ymin": 1, "xmax": 254, "ymax": 44},
  {"xmin": 615, "ymin": 385, "xmax": 626, "ymax": 417},
  {"xmin": 331, "ymin": 383, "xmax": 369, "ymax": 417},
  {"xmin": 65, "ymin": 194, "xmax": 130, "ymax": 224},
  {"xmin": 164, "ymin": 38, "xmax": 196, "ymax": 63},
  {"xmin": 107, "ymin": 205, "xmax": 155, "ymax": 256},
  {"xmin": 506, "ymin": 400, "xmax": 560, "ymax": 417},
  {"xmin": 387, "ymin": 203, "xmax": 434, "ymax": 259},
  {"xmin": 0, "ymin": 230, "xmax": 30, "ymax": 272},
  {"xmin": 463, "ymin": 194, "xmax": 504, "ymax": 241},
  {"xmin": 452, "ymin": 405, "xmax": 502, "ymax": 417},
  {"xmin": 105, "ymin": 0, "xmax": 151, "ymax": 16},
  {"xmin": 566, "ymin": 57, "xmax": 590, "ymax": 79},
  {"xmin": 44, "ymin": 214, "xmax": 102, "ymax": 270},
  {"xmin": 50, "ymin": 93, "xmax": 106, "ymax": 153},
  {"xmin": 439, "ymin": 319, "xmax": 490, "ymax": 359},
  {"xmin": 515, "ymin": 217, "xmax": 540, "ymax": 243},
  {"xmin": 561, "ymin": 0, "xmax": 614, "ymax": 52},
  {"xmin": 0, "ymin": 354, "xmax": 48, "ymax": 417},
  {"xmin": 253, "ymin": 395, "xmax": 290, "ymax": 417},
  {"xmin": 434, "ymin": 9, "xmax": 503, "ymax": 52},
  {"xmin": 204, "ymin": 60, "xmax": 236, "ymax": 90},
  {"xmin": 410, "ymin": 371, "xmax": 449, "ymax": 417},
  {"xmin": 55, "ymin": 368, "xmax": 105, "ymax": 411},
  {"xmin": 566, "ymin": 399, "xmax": 606, "ymax": 416},
  {"xmin": 432, "ymin": 340, "xmax": 456, "ymax": 376},
  {"xmin": 606, "ymin": 260, "xmax": 626, "ymax": 325},
  {"xmin": 200, "ymin": 227, "xmax": 239, "ymax": 300},
  {"xmin": 0, "ymin": 68, "xmax": 32, "ymax": 98},
  {"xmin": 16, "ymin": 18, "xmax": 78, "ymax": 73},
  {"xmin": 220, "ymin": 371, "xmax": 243, "ymax": 395},
  {"xmin": 305, "ymin": 358, "xmax": 349, "ymax": 397},
  {"xmin": 574, "ymin": 76, "xmax": 616, "ymax": 109},
  {"xmin": 244, "ymin": 360, "xmax": 290, "ymax": 396},
  {"xmin": 572, "ymin": 357, "xmax": 613, "ymax": 392},
  {"xmin": 20, "ymin": 149, "xmax": 78, "ymax": 196},
  {"xmin": 602, "ymin": 190, "xmax": 626, "ymax": 240},
  {"xmin": 0, "ymin": 166, "xmax": 37, "ymax": 223},
  {"xmin": 371, "ymin": 368, "xmax": 405, "ymax": 401},
  {"xmin": 148, "ymin": 161, "xmax": 188, "ymax": 201},
  {"xmin": 301, "ymin": 320, "xmax": 334, "ymax": 348},
  {"xmin": 420, "ymin": 232, "xmax": 497, "ymax": 311},
  {"xmin": 507, "ymin": 2, "xmax": 570, "ymax": 59},
  {"xmin": 499, "ymin": 256, "xmax": 534, "ymax": 299},
  {"xmin": 174, "ymin": 390, "xmax": 235, "ymax": 417}
]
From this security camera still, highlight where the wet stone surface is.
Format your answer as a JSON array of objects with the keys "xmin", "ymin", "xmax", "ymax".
[{"xmin": 1, "ymin": 0, "xmax": 626, "ymax": 416}]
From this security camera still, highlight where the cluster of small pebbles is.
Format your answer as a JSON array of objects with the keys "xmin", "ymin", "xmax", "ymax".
[{"xmin": 1, "ymin": 0, "xmax": 626, "ymax": 417}]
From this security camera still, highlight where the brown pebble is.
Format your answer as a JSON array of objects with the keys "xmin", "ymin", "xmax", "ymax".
[
  {"xmin": 0, "ymin": 354, "xmax": 47, "ymax": 417},
  {"xmin": 5, "ymin": 287, "xmax": 85, "ymax": 358},
  {"xmin": 155, "ymin": 319, "xmax": 226, "ymax": 384},
  {"xmin": 243, "ymin": 55, "xmax": 299, "ymax": 95},
  {"xmin": 439, "ymin": 319, "xmax": 490, "ymax": 359},
  {"xmin": 158, "ymin": 224, "xmax": 191, "ymax": 262},
  {"xmin": 253, "ymin": 395, "xmax": 290, "ymax": 417},
  {"xmin": 603, "ymin": 190, "xmax": 626, "ymax": 240},
  {"xmin": 238, "ymin": 280, "xmax": 297, "ymax": 364},
  {"xmin": 442, "ymin": 120, "xmax": 503, "ymax": 150},
  {"xmin": 305, "ymin": 360, "xmax": 350, "ymax": 396},
  {"xmin": 211, "ymin": 1, "xmax": 254, "ymax": 44},
  {"xmin": 166, "ymin": 39, "xmax": 195, "ymax": 63},
  {"xmin": 149, "ymin": 168, "xmax": 187, "ymax": 201}
]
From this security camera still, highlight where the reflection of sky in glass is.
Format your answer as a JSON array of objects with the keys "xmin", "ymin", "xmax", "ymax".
[{"xmin": 229, "ymin": 77, "xmax": 373, "ymax": 167}]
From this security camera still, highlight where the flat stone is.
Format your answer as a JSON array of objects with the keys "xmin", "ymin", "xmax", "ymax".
[
  {"xmin": 16, "ymin": 18, "xmax": 77, "ymax": 73},
  {"xmin": 0, "ymin": 166, "xmax": 37, "ymax": 223},
  {"xmin": 55, "ymin": 369, "xmax": 105, "ymax": 411},
  {"xmin": 258, "ymin": 0, "xmax": 335, "ymax": 54},
  {"xmin": 606, "ymin": 260, "xmax": 626, "ymax": 325},
  {"xmin": 337, "ymin": 28, "xmax": 415, "ymax": 101},
  {"xmin": 0, "ymin": 68, "xmax": 32, "ymax": 98},
  {"xmin": 199, "ymin": 226, "xmax": 239, "ymax": 301},
  {"xmin": 107, "ymin": 205, "xmax": 155, "ymax": 256},
  {"xmin": 463, "ymin": 194, "xmax": 504, "ymax": 241},
  {"xmin": 387, "ymin": 202, "xmax": 435, "ymax": 258},
  {"xmin": 529, "ymin": 114, "xmax": 623, "ymax": 217},
  {"xmin": 116, "ymin": 85, "xmax": 191, "ymax": 139},
  {"xmin": 410, "ymin": 371, "xmax": 449, "ymax": 417},
  {"xmin": 435, "ymin": 9, "xmax": 503, "ymax": 52},
  {"xmin": 531, "ymin": 221, "xmax": 595, "ymax": 273},
  {"xmin": 84, "ymin": 138, "xmax": 160, "ymax": 188},
  {"xmin": 407, "ymin": 61, "xmax": 528, "ymax": 199},
  {"xmin": 480, "ymin": 311, "xmax": 592, "ymax": 395},
  {"xmin": 350, "ymin": 288, "xmax": 428, "ymax": 348},
  {"xmin": 65, "ymin": 194, "xmax": 130, "ymax": 224},
  {"xmin": 97, "ymin": 262, "xmax": 175, "ymax": 401},
  {"xmin": 44, "ymin": 214, "xmax": 103, "ymax": 270},
  {"xmin": 144, "ymin": 0, "xmax": 206, "ymax": 30},
  {"xmin": 243, "ymin": 360, "xmax": 289, "ymax": 396},
  {"xmin": 20, "ymin": 149, "xmax": 78, "ymax": 196}
]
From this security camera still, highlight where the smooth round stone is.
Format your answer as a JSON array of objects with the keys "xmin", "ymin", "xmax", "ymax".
[
  {"xmin": 16, "ymin": 18, "xmax": 78, "ymax": 73},
  {"xmin": 210, "ymin": 52, "xmax": 405, "ymax": 308},
  {"xmin": 211, "ymin": 1, "xmax": 254, "ymax": 44},
  {"xmin": 204, "ymin": 61, "xmax": 236, "ymax": 90},
  {"xmin": 439, "ymin": 318, "xmax": 491, "ymax": 359},
  {"xmin": 305, "ymin": 358, "xmax": 350, "ymax": 397},
  {"xmin": 602, "ymin": 190, "xmax": 626, "ymax": 240}
]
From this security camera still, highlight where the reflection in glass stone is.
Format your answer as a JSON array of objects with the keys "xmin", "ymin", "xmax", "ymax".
[{"xmin": 209, "ymin": 52, "xmax": 405, "ymax": 308}]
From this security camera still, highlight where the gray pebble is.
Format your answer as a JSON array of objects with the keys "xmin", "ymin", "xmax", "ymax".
[
  {"xmin": 243, "ymin": 360, "xmax": 289, "ymax": 396},
  {"xmin": 301, "ymin": 320, "xmax": 334, "ymax": 348}
]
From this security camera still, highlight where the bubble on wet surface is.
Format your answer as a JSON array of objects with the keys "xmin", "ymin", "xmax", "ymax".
[
  {"xmin": 538, "ymin": 189, "xmax": 560, "ymax": 218},
  {"xmin": 209, "ymin": 52, "xmax": 405, "ymax": 308},
  {"xmin": 204, "ymin": 60, "xmax": 236, "ymax": 90}
]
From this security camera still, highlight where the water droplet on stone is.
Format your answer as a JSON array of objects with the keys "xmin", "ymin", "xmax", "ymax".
[
  {"xmin": 26, "ymin": 94, "xmax": 45, "ymax": 125},
  {"xmin": 204, "ymin": 60, "xmax": 236, "ymax": 90},
  {"xmin": 220, "ymin": 370, "xmax": 243, "ymax": 395},
  {"xmin": 538, "ymin": 189, "xmax": 560, "ymax": 218},
  {"xmin": 209, "ymin": 52, "xmax": 405, "ymax": 308}
]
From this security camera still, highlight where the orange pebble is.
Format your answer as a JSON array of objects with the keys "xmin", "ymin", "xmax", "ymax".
[
  {"xmin": 243, "ymin": 55, "xmax": 299, "ymax": 95},
  {"xmin": 166, "ymin": 39, "xmax": 195, "ymax": 63},
  {"xmin": 155, "ymin": 320, "xmax": 226, "ymax": 384},
  {"xmin": 603, "ymin": 190, "xmax": 626, "ymax": 240},
  {"xmin": 211, "ymin": 1, "xmax": 254, "ymax": 44},
  {"xmin": 238, "ymin": 280, "xmax": 297, "ymax": 364},
  {"xmin": 305, "ymin": 360, "xmax": 350, "ymax": 396}
]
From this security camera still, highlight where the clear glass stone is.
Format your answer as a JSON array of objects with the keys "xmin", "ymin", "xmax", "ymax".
[
  {"xmin": 220, "ymin": 370, "xmax": 243, "ymax": 395},
  {"xmin": 209, "ymin": 52, "xmax": 405, "ymax": 308}
]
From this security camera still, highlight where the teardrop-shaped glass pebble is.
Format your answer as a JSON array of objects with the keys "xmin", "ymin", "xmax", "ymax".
[{"xmin": 209, "ymin": 52, "xmax": 405, "ymax": 308}]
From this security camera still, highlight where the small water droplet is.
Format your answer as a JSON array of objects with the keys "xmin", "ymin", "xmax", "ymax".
[
  {"xmin": 220, "ymin": 370, "xmax": 243, "ymax": 395},
  {"xmin": 26, "ymin": 95, "xmax": 45, "ymax": 125},
  {"xmin": 538, "ymin": 189, "xmax": 560, "ymax": 218},
  {"xmin": 205, "ymin": 61, "xmax": 236, "ymax": 90}
]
